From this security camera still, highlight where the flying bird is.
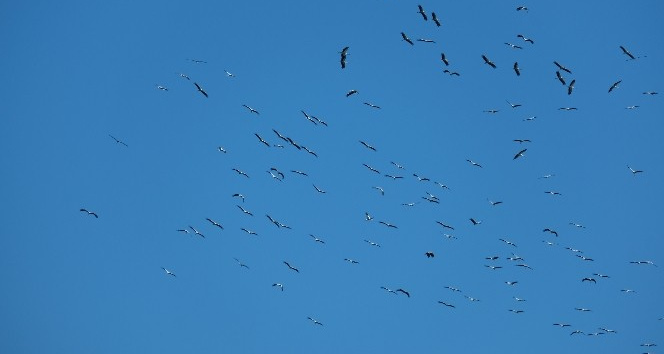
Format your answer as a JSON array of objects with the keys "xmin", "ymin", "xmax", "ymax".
[
  {"xmin": 379, "ymin": 221, "xmax": 398, "ymax": 229},
  {"xmin": 556, "ymin": 71, "xmax": 566, "ymax": 85},
  {"xmin": 291, "ymin": 170, "xmax": 309, "ymax": 176},
  {"xmin": 346, "ymin": 89, "xmax": 358, "ymax": 97},
  {"xmin": 438, "ymin": 301, "xmax": 455, "ymax": 308},
  {"xmin": 506, "ymin": 100, "xmax": 522, "ymax": 108},
  {"xmin": 509, "ymin": 309, "xmax": 525, "ymax": 314},
  {"xmin": 505, "ymin": 43, "xmax": 523, "ymax": 49},
  {"xmin": 554, "ymin": 61, "xmax": 572, "ymax": 74},
  {"xmin": 505, "ymin": 281, "xmax": 518, "ymax": 286},
  {"xmin": 431, "ymin": 12, "xmax": 441, "ymax": 26},
  {"xmin": 344, "ymin": 258, "xmax": 359, "ymax": 264},
  {"xmin": 513, "ymin": 148, "xmax": 527, "ymax": 160},
  {"xmin": 619, "ymin": 45, "xmax": 636, "ymax": 60},
  {"xmin": 513, "ymin": 62, "xmax": 521, "ymax": 76},
  {"xmin": 233, "ymin": 258, "xmax": 250, "ymax": 269},
  {"xmin": 425, "ymin": 252, "xmax": 435, "ymax": 258},
  {"xmin": 513, "ymin": 139, "xmax": 531, "ymax": 143},
  {"xmin": 436, "ymin": 221, "xmax": 455, "ymax": 230},
  {"xmin": 240, "ymin": 228, "xmax": 258, "ymax": 236},
  {"xmin": 567, "ymin": 79, "xmax": 576, "ymax": 95},
  {"xmin": 307, "ymin": 317, "xmax": 323, "ymax": 326},
  {"xmin": 469, "ymin": 218, "xmax": 482, "ymax": 225},
  {"xmin": 272, "ymin": 283, "xmax": 284, "ymax": 291},
  {"xmin": 443, "ymin": 70, "xmax": 460, "ymax": 76},
  {"xmin": 79, "ymin": 208, "xmax": 98, "ymax": 218},
  {"xmin": 188, "ymin": 225, "xmax": 205, "ymax": 238},
  {"xmin": 417, "ymin": 5, "xmax": 428, "ymax": 20},
  {"xmin": 627, "ymin": 165, "xmax": 643, "ymax": 175},
  {"xmin": 417, "ymin": 38, "xmax": 436, "ymax": 43},
  {"xmin": 108, "ymin": 134, "xmax": 128, "ymax": 147},
  {"xmin": 309, "ymin": 234, "xmax": 326, "ymax": 244},
  {"xmin": 363, "ymin": 102, "xmax": 381, "ymax": 109},
  {"xmin": 608, "ymin": 79, "xmax": 622, "ymax": 93},
  {"xmin": 380, "ymin": 286, "xmax": 397, "ymax": 295},
  {"xmin": 401, "ymin": 32, "xmax": 414, "ymax": 45},
  {"xmin": 232, "ymin": 193, "xmax": 245, "ymax": 202},
  {"xmin": 396, "ymin": 288, "xmax": 410, "ymax": 297},
  {"xmin": 543, "ymin": 228, "xmax": 559, "ymax": 237},
  {"xmin": 313, "ymin": 184, "xmax": 326, "ymax": 194},
  {"xmin": 466, "ymin": 159, "xmax": 483, "ymax": 168},
  {"xmin": 485, "ymin": 265, "xmax": 502, "ymax": 270},
  {"xmin": 363, "ymin": 163, "xmax": 381, "ymax": 174},
  {"xmin": 156, "ymin": 85, "xmax": 168, "ymax": 91},
  {"xmin": 193, "ymin": 82, "xmax": 208, "ymax": 97},
  {"xmin": 237, "ymin": 205, "xmax": 254, "ymax": 216},
  {"xmin": 364, "ymin": 239, "xmax": 380, "ymax": 247},
  {"xmin": 499, "ymin": 238, "xmax": 517, "ymax": 247},
  {"xmin": 359, "ymin": 140, "xmax": 377, "ymax": 151},
  {"xmin": 482, "ymin": 54, "xmax": 496, "ymax": 68},
  {"xmin": 558, "ymin": 107, "xmax": 577, "ymax": 111},
  {"xmin": 161, "ymin": 267, "xmax": 176, "ymax": 277},
  {"xmin": 544, "ymin": 191, "xmax": 562, "ymax": 195},
  {"xmin": 516, "ymin": 6, "xmax": 528, "ymax": 11},
  {"xmin": 372, "ymin": 186, "xmax": 384, "ymax": 195},
  {"xmin": 218, "ymin": 146, "xmax": 227, "ymax": 153},
  {"xmin": 581, "ymin": 277, "xmax": 597, "ymax": 283},
  {"xmin": 255, "ymin": 133, "xmax": 270, "ymax": 147},
  {"xmin": 575, "ymin": 308, "xmax": 591, "ymax": 312},
  {"xmin": 223, "ymin": 70, "xmax": 235, "ymax": 77},
  {"xmin": 206, "ymin": 218, "xmax": 224, "ymax": 229},
  {"xmin": 440, "ymin": 53, "xmax": 449, "ymax": 66},
  {"xmin": 232, "ymin": 168, "xmax": 249, "ymax": 178},
  {"xmin": 283, "ymin": 261, "xmax": 300, "ymax": 273},
  {"xmin": 516, "ymin": 34, "xmax": 534, "ymax": 43},
  {"xmin": 243, "ymin": 105, "xmax": 260, "ymax": 115}
]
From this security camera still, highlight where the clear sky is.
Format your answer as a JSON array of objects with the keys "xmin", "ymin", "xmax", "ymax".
[{"xmin": 1, "ymin": 1, "xmax": 663, "ymax": 353}]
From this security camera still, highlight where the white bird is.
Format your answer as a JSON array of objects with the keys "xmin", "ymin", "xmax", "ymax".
[
  {"xmin": 161, "ymin": 267, "xmax": 176, "ymax": 277},
  {"xmin": 272, "ymin": 283, "xmax": 284, "ymax": 291},
  {"xmin": 307, "ymin": 317, "xmax": 323, "ymax": 326},
  {"xmin": 309, "ymin": 234, "xmax": 326, "ymax": 244}
]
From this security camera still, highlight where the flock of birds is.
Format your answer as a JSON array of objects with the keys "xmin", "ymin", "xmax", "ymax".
[{"xmin": 76, "ymin": 3, "xmax": 662, "ymax": 352}]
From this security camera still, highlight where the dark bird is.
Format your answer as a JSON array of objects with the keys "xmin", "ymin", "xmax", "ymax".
[
  {"xmin": 570, "ymin": 330, "xmax": 584, "ymax": 335},
  {"xmin": 161, "ymin": 267, "xmax": 176, "ymax": 277},
  {"xmin": 80, "ymin": 208, "xmax": 98, "ymax": 218},
  {"xmin": 283, "ymin": 261, "xmax": 300, "ymax": 273},
  {"xmin": 255, "ymin": 133, "xmax": 270, "ymax": 147},
  {"xmin": 359, "ymin": 141, "xmax": 377, "ymax": 151},
  {"xmin": 237, "ymin": 205, "xmax": 254, "ymax": 216},
  {"xmin": 575, "ymin": 307, "xmax": 591, "ymax": 312},
  {"xmin": 627, "ymin": 165, "xmax": 643, "ymax": 175},
  {"xmin": 344, "ymin": 258, "xmax": 360, "ymax": 264},
  {"xmin": 505, "ymin": 281, "xmax": 518, "ymax": 286},
  {"xmin": 218, "ymin": 146, "xmax": 227, "ymax": 153},
  {"xmin": 301, "ymin": 110, "xmax": 317, "ymax": 125},
  {"xmin": 513, "ymin": 62, "xmax": 521, "ymax": 76},
  {"xmin": 516, "ymin": 6, "xmax": 528, "ymax": 11},
  {"xmin": 240, "ymin": 228, "xmax": 258, "ymax": 236},
  {"xmin": 363, "ymin": 163, "xmax": 381, "ymax": 174},
  {"xmin": 506, "ymin": 100, "xmax": 522, "ymax": 108},
  {"xmin": 346, "ymin": 89, "xmax": 358, "ymax": 97},
  {"xmin": 558, "ymin": 107, "xmax": 577, "ymax": 111},
  {"xmin": 554, "ymin": 61, "xmax": 572, "ymax": 74},
  {"xmin": 156, "ymin": 85, "xmax": 168, "ymax": 91},
  {"xmin": 485, "ymin": 265, "xmax": 502, "ymax": 270},
  {"xmin": 593, "ymin": 273, "xmax": 610, "ymax": 278},
  {"xmin": 438, "ymin": 301, "xmax": 455, "ymax": 308},
  {"xmin": 224, "ymin": 70, "xmax": 235, "ymax": 77},
  {"xmin": 443, "ymin": 70, "xmax": 461, "ymax": 76},
  {"xmin": 513, "ymin": 139, "xmax": 531, "ymax": 143},
  {"xmin": 413, "ymin": 173, "xmax": 430, "ymax": 182},
  {"xmin": 417, "ymin": 5, "xmax": 428, "ymax": 20},
  {"xmin": 363, "ymin": 102, "xmax": 381, "ymax": 109},
  {"xmin": 266, "ymin": 214, "xmax": 291, "ymax": 229},
  {"xmin": 243, "ymin": 105, "xmax": 260, "ymax": 115},
  {"xmin": 291, "ymin": 170, "xmax": 308, "ymax": 176},
  {"xmin": 643, "ymin": 91, "xmax": 658, "ymax": 95},
  {"xmin": 543, "ymin": 228, "xmax": 559, "ymax": 237},
  {"xmin": 379, "ymin": 221, "xmax": 398, "ymax": 229},
  {"xmin": 581, "ymin": 277, "xmax": 597, "ymax": 283},
  {"xmin": 417, "ymin": 38, "xmax": 436, "ymax": 43},
  {"xmin": 340, "ymin": 46, "xmax": 349, "ymax": 57},
  {"xmin": 206, "ymin": 218, "xmax": 224, "ymax": 229},
  {"xmin": 544, "ymin": 191, "xmax": 562, "ymax": 195},
  {"xmin": 556, "ymin": 71, "xmax": 566, "ymax": 85},
  {"xmin": 436, "ymin": 221, "xmax": 455, "ymax": 230},
  {"xmin": 401, "ymin": 32, "xmax": 414, "ymax": 45},
  {"xmin": 567, "ymin": 79, "xmax": 576, "ymax": 95},
  {"xmin": 301, "ymin": 145, "xmax": 318, "ymax": 157},
  {"xmin": 178, "ymin": 73, "xmax": 190, "ymax": 80},
  {"xmin": 233, "ymin": 258, "xmax": 250, "ymax": 269},
  {"xmin": 193, "ymin": 82, "xmax": 208, "ymax": 97},
  {"xmin": 390, "ymin": 161, "xmax": 405, "ymax": 169},
  {"xmin": 232, "ymin": 168, "xmax": 249, "ymax": 178},
  {"xmin": 608, "ymin": 79, "xmax": 622, "ymax": 93},
  {"xmin": 340, "ymin": 46, "xmax": 349, "ymax": 69},
  {"xmin": 509, "ymin": 309, "xmax": 525, "ymax": 314},
  {"xmin": 396, "ymin": 288, "xmax": 410, "ymax": 297},
  {"xmin": 466, "ymin": 159, "xmax": 483, "ymax": 168},
  {"xmin": 431, "ymin": 12, "xmax": 441, "ymax": 26},
  {"xmin": 309, "ymin": 234, "xmax": 326, "ymax": 244},
  {"xmin": 445, "ymin": 286, "xmax": 462, "ymax": 292},
  {"xmin": 513, "ymin": 148, "xmax": 527, "ymax": 160},
  {"xmin": 364, "ymin": 239, "xmax": 380, "ymax": 247},
  {"xmin": 484, "ymin": 109, "xmax": 499, "ymax": 113},
  {"xmin": 499, "ymin": 238, "xmax": 517, "ymax": 247},
  {"xmin": 307, "ymin": 317, "xmax": 323, "ymax": 326},
  {"xmin": 425, "ymin": 252, "xmax": 435, "ymax": 258},
  {"xmin": 312, "ymin": 184, "xmax": 326, "ymax": 194},
  {"xmin": 619, "ymin": 45, "xmax": 636, "ymax": 60},
  {"xmin": 187, "ymin": 59, "xmax": 207, "ymax": 63},
  {"xmin": 553, "ymin": 323, "xmax": 571, "ymax": 327},
  {"xmin": 469, "ymin": 218, "xmax": 482, "ymax": 225},
  {"xmin": 505, "ymin": 43, "xmax": 523, "ymax": 49},
  {"xmin": 486, "ymin": 256, "xmax": 500, "ymax": 260},
  {"xmin": 440, "ymin": 53, "xmax": 450, "ymax": 66},
  {"xmin": 232, "ymin": 193, "xmax": 245, "ymax": 202},
  {"xmin": 482, "ymin": 54, "xmax": 497, "ymax": 68},
  {"xmin": 372, "ymin": 186, "xmax": 384, "ymax": 195},
  {"xmin": 630, "ymin": 260, "xmax": 657, "ymax": 266},
  {"xmin": 517, "ymin": 34, "xmax": 534, "ymax": 44},
  {"xmin": 108, "ymin": 134, "xmax": 128, "ymax": 147},
  {"xmin": 380, "ymin": 286, "xmax": 398, "ymax": 295},
  {"xmin": 272, "ymin": 283, "xmax": 284, "ymax": 291},
  {"xmin": 189, "ymin": 225, "xmax": 205, "ymax": 238}
]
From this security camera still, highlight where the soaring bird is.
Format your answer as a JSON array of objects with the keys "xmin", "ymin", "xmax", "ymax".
[
  {"xmin": 218, "ymin": 146, "xmax": 227, "ymax": 153},
  {"xmin": 291, "ymin": 170, "xmax": 308, "ymax": 176},
  {"xmin": 340, "ymin": 46, "xmax": 349, "ymax": 68},
  {"xmin": 379, "ymin": 221, "xmax": 398, "ymax": 229},
  {"xmin": 401, "ymin": 32, "xmax": 414, "ymax": 45},
  {"xmin": 240, "ymin": 228, "xmax": 258, "ymax": 236},
  {"xmin": 232, "ymin": 168, "xmax": 249, "ymax": 178},
  {"xmin": 237, "ymin": 205, "xmax": 254, "ymax": 216},
  {"xmin": 396, "ymin": 288, "xmax": 411, "ymax": 297},
  {"xmin": 301, "ymin": 145, "xmax": 318, "ymax": 157},
  {"xmin": 189, "ymin": 225, "xmax": 205, "ymax": 238},
  {"xmin": 193, "ymin": 82, "xmax": 208, "ymax": 97},
  {"xmin": 485, "ymin": 265, "xmax": 502, "ymax": 270},
  {"xmin": 309, "ymin": 234, "xmax": 326, "ymax": 244},
  {"xmin": 272, "ymin": 283, "xmax": 284, "ymax": 291},
  {"xmin": 567, "ymin": 79, "xmax": 576, "ymax": 95},
  {"xmin": 255, "ymin": 133, "xmax": 270, "ymax": 147},
  {"xmin": 443, "ymin": 70, "xmax": 461, "ymax": 76},
  {"xmin": 417, "ymin": 5, "xmax": 428, "ymax": 20},
  {"xmin": 513, "ymin": 62, "xmax": 521, "ymax": 76},
  {"xmin": 466, "ymin": 159, "xmax": 483, "ymax": 168},
  {"xmin": 505, "ymin": 42, "xmax": 523, "ymax": 49},
  {"xmin": 482, "ymin": 54, "xmax": 497, "ymax": 68},
  {"xmin": 307, "ymin": 317, "xmax": 323, "ymax": 326},
  {"xmin": 380, "ymin": 286, "xmax": 398, "ymax": 295},
  {"xmin": 346, "ymin": 89, "xmax": 358, "ymax": 97},
  {"xmin": 232, "ymin": 193, "xmax": 245, "ymax": 202},
  {"xmin": 156, "ymin": 85, "xmax": 168, "ymax": 91},
  {"xmin": 233, "ymin": 258, "xmax": 250, "ymax": 269},
  {"xmin": 506, "ymin": 100, "xmax": 522, "ymax": 108},
  {"xmin": 469, "ymin": 218, "xmax": 482, "ymax": 225},
  {"xmin": 575, "ymin": 308, "xmax": 591, "ymax": 312},
  {"xmin": 425, "ymin": 252, "xmax": 435, "ymax": 258},
  {"xmin": 513, "ymin": 148, "xmax": 527, "ymax": 160},
  {"xmin": 556, "ymin": 71, "xmax": 566, "ymax": 85},
  {"xmin": 438, "ymin": 301, "xmax": 455, "ymax": 308},
  {"xmin": 80, "ymin": 208, "xmax": 98, "ymax": 218},
  {"xmin": 108, "ymin": 134, "xmax": 128, "ymax": 147},
  {"xmin": 554, "ymin": 61, "xmax": 572, "ymax": 74},
  {"xmin": 499, "ymin": 238, "xmax": 517, "ymax": 247},
  {"xmin": 417, "ymin": 38, "xmax": 436, "ymax": 43},
  {"xmin": 543, "ymin": 228, "xmax": 559, "ymax": 237},
  {"xmin": 516, "ymin": 34, "xmax": 534, "ymax": 44},
  {"xmin": 364, "ymin": 102, "xmax": 381, "ymax": 109},
  {"xmin": 365, "ymin": 212, "xmax": 373, "ymax": 221},
  {"xmin": 608, "ymin": 79, "xmax": 622, "ymax": 93},
  {"xmin": 553, "ymin": 323, "xmax": 571, "ymax": 327},
  {"xmin": 359, "ymin": 140, "xmax": 377, "ymax": 151},
  {"xmin": 344, "ymin": 258, "xmax": 360, "ymax": 264},
  {"xmin": 643, "ymin": 91, "xmax": 658, "ymax": 95},
  {"xmin": 313, "ymin": 184, "xmax": 326, "ymax": 194},
  {"xmin": 243, "ymin": 105, "xmax": 260, "ymax": 115},
  {"xmin": 363, "ymin": 163, "xmax": 381, "ymax": 174},
  {"xmin": 619, "ymin": 45, "xmax": 636, "ymax": 60},
  {"xmin": 364, "ymin": 239, "xmax": 380, "ymax": 247},
  {"xmin": 627, "ymin": 165, "xmax": 643, "ymax": 175},
  {"xmin": 440, "ymin": 53, "xmax": 450, "ymax": 66},
  {"xmin": 558, "ymin": 107, "xmax": 577, "ymax": 111},
  {"xmin": 436, "ymin": 221, "xmax": 455, "ymax": 230},
  {"xmin": 505, "ymin": 281, "xmax": 518, "ymax": 286},
  {"xmin": 431, "ymin": 12, "xmax": 441, "ymax": 26},
  {"xmin": 161, "ymin": 267, "xmax": 176, "ymax": 277},
  {"xmin": 372, "ymin": 186, "xmax": 385, "ymax": 195},
  {"xmin": 206, "ymin": 218, "xmax": 224, "ymax": 229},
  {"xmin": 509, "ymin": 309, "xmax": 525, "ymax": 314},
  {"xmin": 444, "ymin": 286, "xmax": 462, "ymax": 292},
  {"xmin": 516, "ymin": 6, "xmax": 529, "ymax": 11},
  {"xmin": 283, "ymin": 261, "xmax": 300, "ymax": 273},
  {"xmin": 581, "ymin": 277, "xmax": 597, "ymax": 283},
  {"xmin": 513, "ymin": 139, "xmax": 531, "ymax": 143},
  {"xmin": 224, "ymin": 70, "xmax": 235, "ymax": 77}
]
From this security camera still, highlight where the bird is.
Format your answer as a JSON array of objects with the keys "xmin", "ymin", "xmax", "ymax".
[
  {"xmin": 232, "ymin": 193, "xmax": 245, "ymax": 202},
  {"xmin": 558, "ymin": 107, "xmax": 577, "ymax": 111},
  {"xmin": 232, "ymin": 168, "xmax": 250, "ymax": 178},
  {"xmin": 306, "ymin": 317, "xmax": 323, "ymax": 326},
  {"xmin": 156, "ymin": 85, "xmax": 168, "ymax": 91},
  {"xmin": 466, "ymin": 159, "xmax": 483, "ymax": 168},
  {"xmin": 380, "ymin": 286, "xmax": 398, "ymax": 295},
  {"xmin": 553, "ymin": 323, "xmax": 571, "ymax": 327},
  {"xmin": 627, "ymin": 165, "xmax": 643, "ymax": 175},
  {"xmin": 363, "ymin": 163, "xmax": 381, "ymax": 174},
  {"xmin": 482, "ymin": 54, "xmax": 496, "ymax": 68},
  {"xmin": 283, "ymin": 261, "xmax": 300, "ymax": 273},
  {"xmin": 217, "ymin": 146, "xmax": 228, "ymax": 153},
  {"xmin": 340, "ymin": 46, "xmax": 349, "ymax": 57},
  {"xmin": 556, "ymin": 71, "xmax": 566, "ymax": 85},
  {"xmin": 425, "ymin": 252, "xmax": 435, "ymax": 258},
  {"xmin": 266, "ymin": 214, "xmax": 291, "ymax": 229},
  {"xmin": 554, "ymin": 61, "xmax": 572, "ymax": 74},
  {"xmin": 188, "ymin": 225, "xmax": 205, "ymax": 238},
  {"xmin": 301, "ymin": 110, "xmax": 318, "ymax": 125},
  {"xmin": 643, "ymin": 91, "xmax": 658, "ymax": 95},
  {"xmin": 272, "ymin": 283, "xmax": 284, "ymax": 291},
  {"xmin": 440, "ymin": 53, "xmax": 450, "ymax": 66},
  {"xmin": 513, "ymin": 139, "xmax": 531, "ymax": 143},
  {"xmin": 443, "ymin": 69, "xmax": 460, "ymax": 76},
  {"xmin": 464, "ymin": 295, "xmax": 480, "ymax": 302},
  {"xmin": 385, "ymin": 174, "xmax": 404, "ymax": 179},
  {"xmin": 438, "ymin": 301, "xmax": 455, "ymax": 308},
  {"xmin": 619, "ymin": 45, "xmax": 636, "ymax": 60},
  {"xmin": 346, "ymin": 89, "xmax": 358, "ymax": 97},
  {"xmin": 187, "ymin": 58, "xmax": 207, "ymax": 63},
  {"xmin": 243, "ymin": 104, "xmax": 260, "ymax": 115},
  {"xmin": 301, "ymin": 145, "xmax": 318, "ymax": 157},
  {"xmin": 391, "ymin": 161, "xmax": 405, "ymax": 169},
  {"xmin": 567, "ymin": 79, "xmax": 575, "ymax": 95},
  {"xmin": 344, "ymin": 258, "xmax": 359, "ymax": 264},
  {"xmin": 570, "ymin": 330, "xmax": 584, "ymax": 335},
  {"xmin": 396, "ymin": 288, "xmax": 410, "ymax": 297},
  {"xmin": 223, "ymin": 69, "xmax": 235, "ymax": 77},
  {"xmin": 486, "ymin": 256, "xmax": 499, "ymax": 260},
  {"xmin": 436, "ymin": 221, "xmax": 455, "ymax": 230},
  {"xmin": 364, "ymin": 239, "xmax": 380, "ymax": 247},
  {"xmin": 178, "ymin": 73, "xmax": 190, "ymax": 80},
  {"xmin": 340, "ymin": 46, "xmax": 349, "ymax": 68},
  {"xmin": 267, "ymin": 170, "xmax": 283, "ymax": 181},
  {"xmin": 417, "ymin": 5, "xmax": 428, "ymax": 20},
  {"xmin": 161, "ymin": 267, "xmax": 176, "ymax": 277},
  {"xmin": 545, "ymin": 191, "xmax": 562, "ymax": 195},
  {"xmin": 379, "ymin": 221, "xmax": 398, "ymax": 229},
  {"xmin": 569, "ymin": 222, "xmax": 585, "ymax": 228},
  {"xmin": 240, "ymin": 228, "xmax": 258, "ymax": 236},
  {"xmin": 486, "ymin": 265, "xmax": 502, "ymax": 270},
  {"xmin": 513, "ymin": 62, "xmax": 521, "ymax": 76},
  {"xmin": 233, "ymin": 258, "xmax": 250, "ymax": 269},
  {"xmin": 291, "ymin": 170, "xmax": 308, "ymax": 177},
  {"xmin": 309, "ymin": 234, "xmax": 325, "ymax": 244},
  {"xmin": 516, "ymin": 34, "xmax": 534, "ymax": 44},
  {"xmin": 581, "ymin": 277, "xmax": 597, "ymax": 283},
  {"xmin": 236, "ymin": 205, "xmax": 253, "ymax": 216},
  {"xmin": 363, "ymin": 102, "xmax": 381, "ymax": 109},
  {"xmin": 575, "ymin": 308, "xmax": 591, "ymax": 312},
  {"xmin": 523, "ymin": 116, "xmax": 537, "ymax": 121},
  {"xmin": 431, "ymin": 12, "xmax": 441, "ymax": 26},
  {"xmin": 312, "ymin": 184, "xmax": 326, "ymax": 194},
  {"xmin": 608, "ymin": 79, "xmax": 622, "ymax": 93},
  {"xmin": 509, "ymin": 309, "xmax": 525, "ymax": 314},
  {"xmin": 176, "ymin": 229, "xmax": 189, "ymax": 234},
  {"xmin": 516, "ymin": 6, "xmax": 529, "ymax": 11},
  {"xmin": 506, "ymin": 100, "xmax": 522, "ymax": 108},
  {"xmin": 193, "ymin": 82, "xmax": 208, "ymax": 97},
  {"xmin": 79, "ymin": 208, "xmax": 98, "ymax": 218},
  {"xmin": 514, "ymin": 297, "xmax": 527, "ymax": 302},
  {"xmin": 417, "ymin": 39, "xmax": 436, "ymax": 43},
  {"xmin": 359, "ymin": 141, "xmax": 377, "ymax": 151},
  {"xmin": 444, "ymin": 286, "xmax": 462, "ymax": 292},
  {"xmin": 625, "ymin": 105, "xmax": 640, "ymax": 109},
  {"xmin": 108, "ymin": 134, "xmax": 128, "ymax": 147},
  {"xmin": 372, "ymin": 186, "xmax": 385, "ymax": 196},
  {"xmin": 630, "ymin": 260, "xmax": 657, "ymax": 266},
  {"xmin": 469, "ymin": 218, "xmax": 482, "ymax": 225},
  {"xmin": 620, "ymin": 289, "xmax": 636, "ymax": 293},
  {"xmin": 483, "ymin": 109, "xmax": 499, "ymax": 113},
  {"xmin": 499, "ymin": 238, "xmax": 517, "ymax": 247},
  {"xmin": 365, "ymin": 212, "xmax": 373, "ymax": 221},
  {"xmin": 401, "ymin": 32, "xmax": 414, "ymax": 45},
  {"xmin": 206, "ymin": 218, "xmax": 224, "ymax": 229},
  {"xmin": 255, "ymin": 133, "xmax": 270, "ymax": 147},
  {"xmin": 543, "ymin": 228, "xmax": 559, "ymax": 237},
  {"xmin": 539, "ymin": 174, "xmax": 555, "ymax": 179},
  {"xmin": 593, "ymin": 273, "xmax": 610, "ymax": 278},
  {"xmin": 505, "ymin": 281, "xmax": 518, "ymax": 286},
  {"xmin": 513, "ymin": 148, "xmax": 527, "ymax": 160}
]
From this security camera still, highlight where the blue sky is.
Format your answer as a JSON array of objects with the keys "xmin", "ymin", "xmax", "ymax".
[{"xmin": 1, "ymin": 1, "xmax": 663, "ymax": 353}]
